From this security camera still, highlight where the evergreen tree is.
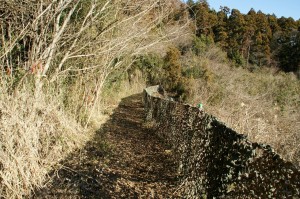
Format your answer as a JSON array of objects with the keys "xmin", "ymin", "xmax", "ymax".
[
  {"xmin": 185, "ymin": 0, "xmax": 300, "ymax": 72},
  {"xmin": 252, "ymin": 11, "xmax": 272, "ymax": 66},
  {"xmin": 227, "ymin": 9, "xmax": 246, "ymax": 65},
  {"xmin": 213, "ymin": 8, "xmax": 229, "ymax": 49},
  {"xmin": 193, "ymin": 1, "xmax": 216, "ymax": 38},
  {"xmin": 243, "ymin": 9, "xmax": 257, "ymax": 66},
  {"xmin": 276, "ymin": 30, "xmax": 300, "ymax": 72},
  {"xmin": 163, "ymin": 47, "xmax": 182, "ymax": 91},
  {"xmin": 267, "ymin": 14, "xmax": 281, "ymax": 34}
]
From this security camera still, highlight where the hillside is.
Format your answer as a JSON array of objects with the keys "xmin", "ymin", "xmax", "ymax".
[
  {"xmin": 185, "ymin": 0, "xmax": 300, "ymax": 73},
  {"xmin": 182, "ymin": 48, "xmax": 300, "ymax": 168},
  {"xmin": 0, "ymin": 0, "xmax": 299, "ymax": 198}
]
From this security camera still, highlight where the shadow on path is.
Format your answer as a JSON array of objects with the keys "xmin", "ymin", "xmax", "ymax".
[{"xmin": 34, "ymin": 93, "xmax": 182, "ymax": 198}]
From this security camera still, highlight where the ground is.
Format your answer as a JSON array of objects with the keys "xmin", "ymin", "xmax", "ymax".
[{"xmin": 34, "ymin": 93, "xmax": 183, "ymax": 198}]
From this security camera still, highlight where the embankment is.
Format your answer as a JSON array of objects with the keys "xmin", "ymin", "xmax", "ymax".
[{"xmin": 144, "ymin": 85, "xmax": 300, "ymax": 198}]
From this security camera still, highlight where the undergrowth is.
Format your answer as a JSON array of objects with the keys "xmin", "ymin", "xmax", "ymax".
[
  {"xmin": 0, "ymin": 69, "xmax": 147, "ymax": 198},
  {"xmin": 182, "ymin": 45, "xmax": 300, "ymax": 168},
  {"xmin": 0, "ymin": 78, "xmax": 88, "ymax": 198}
]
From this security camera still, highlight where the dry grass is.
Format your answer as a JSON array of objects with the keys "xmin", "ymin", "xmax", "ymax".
[
  {"xmin": 0, "ymin": 0, "xmax": 190, "ymax": 197},
  {"xmin": 0, "ymin": 80, "xmax": 89, "ymax": 198},
  {"xmin": 0, "ymin": 70, "xmax": 147, "ymax": 199},
  {"xmin": 184, "ymin": 47, "xmax": 300, "ymax": 168},
  {"xmin": 100, "ymin": 70, "xmax": 147, "ymax": 113}
]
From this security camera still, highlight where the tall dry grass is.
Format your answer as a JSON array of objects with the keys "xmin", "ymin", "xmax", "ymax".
[
  {"xmin": 0, "ymin": 68, "xmax": 148, "ymax": 199},
  {"xmin": 0, "ymin": 0, "xmax": 189, "ymax": 197},
  {"xmin": 184, "ymin": 46, "xmax": 300, "ymax": 168},
  {"xmin": 0, "ymin": 79, "xmax": 89, "ymax": 198},
  {"xmin": 101, "ymin": 70, "xmax": 146, "ymax": 106}
]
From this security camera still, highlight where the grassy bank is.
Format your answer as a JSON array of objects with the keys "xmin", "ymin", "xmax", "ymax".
[{"xmin": 182, "ymin": 45, "xmax": 300, "ymax": 168}]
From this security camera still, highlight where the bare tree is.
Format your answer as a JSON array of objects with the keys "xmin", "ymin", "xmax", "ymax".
[
  {"xmin": 2, "ymin": 1, "xmax": 186, "ymax": 78},
  {"xmin": 0, "ymin": 0, "xmax": 189, "ymax": 120},
  {"xmin": 0, "ymin": 1, "xmax": 191, "ymax": 197}
]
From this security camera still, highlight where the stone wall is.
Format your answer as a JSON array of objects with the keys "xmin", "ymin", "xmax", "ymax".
[{"xmin": 144, "ymin": 85, "xmax": 300, "ymax": 198}]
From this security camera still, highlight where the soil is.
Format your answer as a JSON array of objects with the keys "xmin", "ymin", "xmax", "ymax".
[{"xmin": 34, "ymin": 93, "xmax": 183, "ymax": 198}]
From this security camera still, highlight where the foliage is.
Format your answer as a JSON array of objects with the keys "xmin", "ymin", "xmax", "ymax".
[
  {"xmin": 186, "ymin": 1, "xmax": 300, "ymax": 73},
  {"xmin": 133, "ymin": 47, "xmax": 194, "ymax": 100},
  {"xmin": 228, "ymin": 50, "xmax": 245, "ymax": 66},
  {"xmin": 0, "ymin": 0, "xmax": 187, "ymax": 197},
  {"xmin": 162, "ymin": 47, "xmax": 182, "ymax": 90},
  {"xmin": 182, "ymin": 48, "xmax": 300, "ymax": 167},
  {"xmin": 134, "ymin": 54, "xmax": 164, "ymax": 86},
  {"xmin": 183, "ymin": 59, "xmax": 214, "ymax": 82},
  {"xmin": 274, "ymin": 31, "xmax": 300, "ymax": 72},
  {"xmin": 191, "ymin": 35, "xmax": 213, "ymax": 55}
]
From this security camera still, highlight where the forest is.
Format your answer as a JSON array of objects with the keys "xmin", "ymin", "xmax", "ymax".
[{"xmin": 185, "ymin": 0, "xmax": 300, "ymax": 73}]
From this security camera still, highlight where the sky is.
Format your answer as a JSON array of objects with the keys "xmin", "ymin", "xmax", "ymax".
[{"xmin": 184, "ymin": 0, "xmax": 300, "ymax": 20}]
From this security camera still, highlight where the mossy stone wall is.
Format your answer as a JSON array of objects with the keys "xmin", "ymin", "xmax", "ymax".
[{"xmin": 144, "ymin": 85, "xmax": 300, "ymax": 198}]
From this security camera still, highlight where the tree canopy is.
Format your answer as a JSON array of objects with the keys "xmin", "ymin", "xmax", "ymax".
[{"xmin": 187, "ymin": 1, "xmax": 300, "ymax": 73}]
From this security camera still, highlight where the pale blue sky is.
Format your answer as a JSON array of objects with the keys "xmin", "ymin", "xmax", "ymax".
[{"xmin": 184, "ymin": 0, "xmax": 300, "ymax": 20}]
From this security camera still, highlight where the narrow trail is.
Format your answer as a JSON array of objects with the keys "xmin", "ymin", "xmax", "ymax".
[{"xmin": 34, "ymin": 93, "xmax": 182, "ymax": 198}]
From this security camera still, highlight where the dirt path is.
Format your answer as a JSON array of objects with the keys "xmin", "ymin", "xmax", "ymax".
[{"xmin": 34, "ymin": 93, "xmax": 182, "ymax": 198}]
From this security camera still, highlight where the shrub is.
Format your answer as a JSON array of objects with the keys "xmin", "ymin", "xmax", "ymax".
[
  {"xmin": 228, "ymin": 50, "xmax": 245, "ymax": 67},
  {"xmin": 134, "ymin": 54, "xmax": 164, "ymax": 86},
  {"xmin": 192, "ymin": 35, "xmax": 214, "ymax": 56},
  {"xmin": 162, "ymin": 47, "xmax": 182, "ymax": 91},
  {"xmin": 183, "ymin": 58, "xmax": 214, "ymax": 83}
]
